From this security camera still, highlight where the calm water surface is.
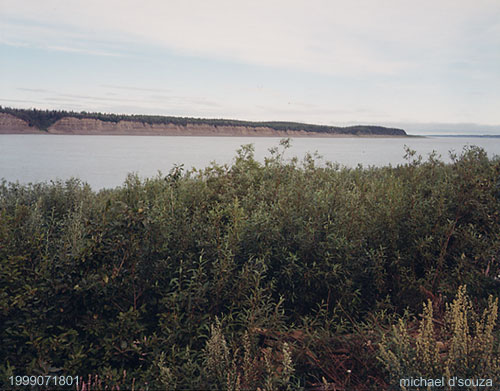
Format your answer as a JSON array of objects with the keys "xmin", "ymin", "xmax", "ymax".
[{"xmin": 1, "ymin": 135, "xmax": 499, "ymax": 190}]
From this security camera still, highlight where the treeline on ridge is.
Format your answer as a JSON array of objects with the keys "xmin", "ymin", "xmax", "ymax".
[{"xmin": 0, "ymin": 106, "xmax": 407, "ymax": 135}]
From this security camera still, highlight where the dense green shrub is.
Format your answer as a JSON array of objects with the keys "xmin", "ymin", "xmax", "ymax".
[{"xmin": 0, "ymin": 143, "xmax": 499, "ymax": 389}]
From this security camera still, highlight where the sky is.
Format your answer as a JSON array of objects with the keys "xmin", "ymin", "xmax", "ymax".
[{"xmin": 1, "ymin": 0, "xmax": 499, "ymax": 134}]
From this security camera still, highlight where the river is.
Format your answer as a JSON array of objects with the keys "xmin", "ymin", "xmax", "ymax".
[{"xmin": 1, "ymin": 135, "xmax": 499, "ymax": 189}]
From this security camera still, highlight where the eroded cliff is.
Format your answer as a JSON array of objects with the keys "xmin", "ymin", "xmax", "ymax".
[
  {"xmin": 0, "ymin": 113, "xmax": 43, "ymax": 134},
  {"xmin": 0, "ymin": 111, "xmax": 407, "ymax": 137}
]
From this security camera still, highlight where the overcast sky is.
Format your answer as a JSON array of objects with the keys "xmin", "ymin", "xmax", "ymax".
[{"xmin": 1, "ymin": 0, "xmax": 499, "ymax": 134}]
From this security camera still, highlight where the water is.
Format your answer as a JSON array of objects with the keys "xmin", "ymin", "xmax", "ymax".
[{"xmin": 1, "ymin": 135, "xmax": 499, "ymax": 190}]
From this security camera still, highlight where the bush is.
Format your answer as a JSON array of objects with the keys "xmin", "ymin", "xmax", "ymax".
[{"xmin": 1, "ymin": 143, "xmax": 499, "ymax": 389}]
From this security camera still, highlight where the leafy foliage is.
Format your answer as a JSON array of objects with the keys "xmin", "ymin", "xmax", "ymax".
[{"xmin": 0, "ymin": 143, "xmax": 499, "ymax": 389}]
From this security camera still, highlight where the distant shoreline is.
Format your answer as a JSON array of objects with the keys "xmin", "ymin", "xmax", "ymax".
[
  {"xmin": 425, "ymin": 134, "xmax": 500, "ymax": 138},
  {"xmin": 0, "ymin": 108, "xmax": 408, "ymax": 137},
  {"xmin": 0, "ymin": 129, "xmax": 410, "ymax": 138}
]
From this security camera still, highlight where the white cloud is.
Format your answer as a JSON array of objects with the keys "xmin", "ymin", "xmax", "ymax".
[
  {"xmin": 2, "ymin": 0, "xmax": 499, "ymax": 76},
  {"xmin": 0, "ymin": 20, "xmax": 127, "ymax": 56},
  {"xmin": 1, "ymin": 0, "xmax": 499, "ymax": 126}
]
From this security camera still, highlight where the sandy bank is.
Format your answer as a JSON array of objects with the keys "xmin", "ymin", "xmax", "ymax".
[{"xmin": 0, "ymin": 114, "xmax": 408, "ymax": 137}]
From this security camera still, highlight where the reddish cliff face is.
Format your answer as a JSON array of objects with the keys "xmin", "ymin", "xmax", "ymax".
[
  {"xmin": 0, "ymin": 114, "xmax": 317, "ymax": 136},
  {"xmin": 0, "ymin": 114, "xmax": 405, "ymax": 137},
  {"xmin": 47, "ymin": 117, "xmax": 313, "ymax": 136},
  {"xmin": 0, "ymin": 113, "xmax": 43, "ymax": 134}
]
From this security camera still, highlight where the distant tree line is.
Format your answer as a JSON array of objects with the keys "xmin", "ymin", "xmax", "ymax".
[{"xmin": 0, "ymin": 106, "xmax": 407, "ymax": 135}]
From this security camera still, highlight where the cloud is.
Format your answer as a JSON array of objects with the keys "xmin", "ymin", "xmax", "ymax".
[
  {"xmin": 2, "ymin": 0, "xmax": 499, "ymax": 127},
  {"xmin": 46, "ymin": 45, "xmax": 123, "ymax": 57},
  {"xmin": 17, "ymin": 88, "xmax": 50, "ymax": 93},
  {"xmin": 0, "ymin": 19, "xmax": 127, "ymax": 57},
  {"xmin": 4, "ymin": 84, "xmax": 224, "ymax": 117},
  {"xmin": 2, "ymin": 0, "xmax": 498, "ymax": 77},
  {"xmin": 102, "ymin": 85, "xmax": 171, "ymax": 93}
]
